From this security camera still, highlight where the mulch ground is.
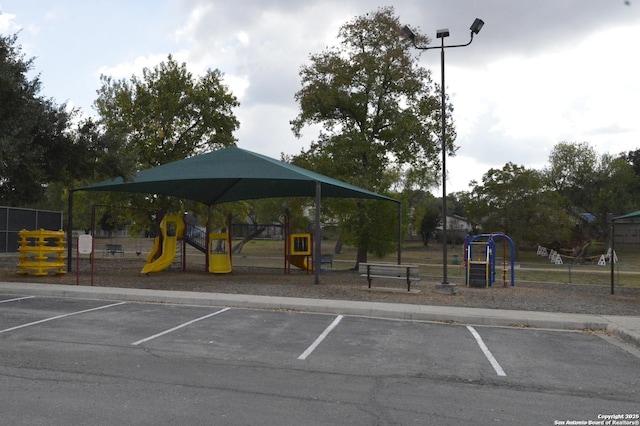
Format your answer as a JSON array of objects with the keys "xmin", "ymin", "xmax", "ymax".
[{"xmin": 1, "ymin": 256, "xmax": 639, "ymax": 316}]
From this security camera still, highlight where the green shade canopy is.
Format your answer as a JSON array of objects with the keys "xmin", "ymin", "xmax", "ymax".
[
  {"xmin": 613, "ymin": 210, "xmax": 640, "ymax": 221},
  {"xmin": 70, "ymin": 146, "xmax": 402, "ymax": 283},
  {"xmin": 75, "ymin": 146, "xmax": 397, "ymax": 205}
]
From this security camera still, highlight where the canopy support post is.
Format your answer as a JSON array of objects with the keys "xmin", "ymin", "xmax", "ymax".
[
  {"xmin": 611, "ymin": 219, "xmax": 615, "ymax": 295},
  {"xmin": 67, "ymin": 190, "xmax": 74, "ymax": 272},
  {"xmin": 205, "ymin": 206, "xmax": 211, "ymax": 273},
  {"xmin": 397, "ymin": 202, "xmax": 402, "ymax": 265},
  {"xmin": 314, "ymin": 181, "xmax": 321, "ymax": 285}
]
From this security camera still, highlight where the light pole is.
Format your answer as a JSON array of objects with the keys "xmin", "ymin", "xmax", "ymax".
[{"xmin": 403, "ymin": 18, "xmax": 484, "ymax": 293}]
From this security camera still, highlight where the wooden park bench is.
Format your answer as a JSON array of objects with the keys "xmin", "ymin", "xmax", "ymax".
[
  {"xmin": 359, "ymin": 262, "xmax": 421, "ymax": 292},
  {"xmin": 103, "ymin": 244, "xmax": 124, "ymax": 257}
]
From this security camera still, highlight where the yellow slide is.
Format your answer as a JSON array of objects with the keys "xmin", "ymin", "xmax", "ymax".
[
  {"xmin": 146, "ymin": 237, "xmax": 161, "ymax": 263},
  {"xmin": 141, "ymin": 237, "xmax": 178, "ymax": 274},
  {"xmin": 289, "ymin": 254, "xmax": 312, "ymax": 271},
  {"xmin": 288, "ymin": 234, "xmax": 313, "ymax": 271},
  {"xmin": 141, "ymin": 215, "xmax": 184, "ymax": 274}
]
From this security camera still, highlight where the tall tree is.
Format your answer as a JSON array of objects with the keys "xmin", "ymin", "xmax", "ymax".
[
  {"xmin": 621, "ymin": 148, "xmax": 640, "ymax": 198},
  {"xmin": 0, "ymin": 33, "xmax": 82, "ymax": 206},
  {"xmin": 95, "ymin": 55, "xmax": 240, "ymax": 171},
  {"xmin": 623, "ymin": 148, "xmax": 640, "ymax": 177},
  {"xmin": 463, "ymin": 162, "xmax": 573, "ymax": 251},
  {"xmin": 544, "ymin": 141, "xmax": 638, "ymax": 238},
  {"xmin": 544, "ymin": 141, "xmax": 598, "ymax": 208},
  {"xmin": 419, "ymin": 200, "xmax": 441, "ymax": 247},
  {"xmin": 591, "ymin": 153, "xmax": 638, "ymax": 226},
  {"xmin": 290, "ymin": 7, "xmax": 452, "ymax": 264},
  {"xmin": 91, "ymin": 56, "xmax": 241, "ymax": 229}
]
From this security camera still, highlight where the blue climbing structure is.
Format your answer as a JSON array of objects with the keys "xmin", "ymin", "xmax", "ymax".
[{"xmin": 464, "ymin": 233, "xmax": 516, "ymax": 287}]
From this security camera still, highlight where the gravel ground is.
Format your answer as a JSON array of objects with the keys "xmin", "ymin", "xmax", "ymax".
[{"xmin": 2, "ymin": 256, "xmax": 639, "ymax": 316}]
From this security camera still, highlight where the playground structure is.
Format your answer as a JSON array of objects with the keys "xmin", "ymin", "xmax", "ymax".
[
  {"xmin": 464, "ymin": 233, "xmax": 515, "ymax": 287},
  {"xmin": 141, "ymin": 215, "xmax": 185, "ymax": 274},
  {"xmin": 140, "ymin": 214, "xmax": 234, "ymax": 274},
  {"xmin": 283, "ymin": 210, "xmax": 316, "ymax": 274},
  {"xmin": 17, "ymin": 229, "xmax": 67, "ymax": 276},
  {"xmin": 130, "ymin": 208, "xmax": 319, "ymax": 275},
  {"xmin": 285, "ymin": 233, "xmax": 314, "ymax": 273},
  {"xmin": 208, "ymin": 232, "xmax": 232, "ymax": 273}
]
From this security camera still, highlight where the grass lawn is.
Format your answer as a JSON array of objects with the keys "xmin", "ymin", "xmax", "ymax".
[
  {"xmin": 233, "ymin": 238, "xmax": 639, "ymax": 288},
  {"xmin": 92, "ymin": 236, "xmax": 640, "ymax": 288}
]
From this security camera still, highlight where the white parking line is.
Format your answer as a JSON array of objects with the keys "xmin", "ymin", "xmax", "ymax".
[
  {"xmin": 466, "ymin": 325, "xmax": 506, "ymax": 376},
  {"xmin": 131, "ymin": 307, "xmax": 231, "ymax": 346},
  {"xmin": 298, "ymin": 315, "xmax": 343, "ymax": 360},
  {"xmin": 0, "ymin": 296, "xmax": 35, "ymax": 304},
  {"xmin": 0, "ymin": 302, "xmax": 127, "ymax": 335}
]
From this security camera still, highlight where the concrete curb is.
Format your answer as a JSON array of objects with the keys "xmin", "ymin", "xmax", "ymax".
[
  {"xmin": 602, "ymin": 315, "xmax": 640, "ymax": 349},
  {"xmin": 1, "ymin": 282, "xmax": 638, "ymax": 348}
]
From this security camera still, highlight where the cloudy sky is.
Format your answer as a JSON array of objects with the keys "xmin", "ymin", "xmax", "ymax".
[{"xmin": 1, "ymin": 0, "xmax": 639, "ymax": 193}]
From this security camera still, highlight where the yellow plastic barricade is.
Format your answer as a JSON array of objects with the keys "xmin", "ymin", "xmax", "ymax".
[{"xmin": 17, "ymin": 229, "xmax": 67, "ymax": 276}]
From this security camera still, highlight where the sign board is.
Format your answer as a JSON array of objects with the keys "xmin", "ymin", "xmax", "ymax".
[
  {"xmin": 78, "ymin": 234, "xmax": 93, "ymax": 254},
  {"xmin": 76, "ymin": 234, "xmax": 94, "ymax": 286}
]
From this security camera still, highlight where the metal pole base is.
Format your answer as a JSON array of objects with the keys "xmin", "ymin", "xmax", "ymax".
[{"xmin": 435, "ymin": 283, "xmax": 458, "ymax": 295}]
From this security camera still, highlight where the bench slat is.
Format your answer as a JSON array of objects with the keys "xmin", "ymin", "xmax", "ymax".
[
  {"xmin": 362, "ymin": 274, "xmax": 421, "ymax": 281},
  {"xmin": 359, "ymin": 267, "xmax": 420, "ymax": 277}
]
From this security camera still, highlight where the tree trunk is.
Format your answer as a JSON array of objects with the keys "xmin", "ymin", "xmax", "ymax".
[
  {"xmin": 334, "ymin": 237, "xmax": 343, "ymax": 254},
  {"xmin": 232, "ymin": 226, "xmax": 265, "ymax": 254},
  {"xmin": 355, "ymin": 245, "xmax": 367, "ymax": 269},
  {"xmin": 354, "ymin": 200, "xmax": 368, "ymax": 269}
]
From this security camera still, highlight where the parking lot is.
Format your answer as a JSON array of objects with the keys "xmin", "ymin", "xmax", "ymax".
[{"xmin": 1, "ymin": 293, "xmax": 639, "ymax": 425}]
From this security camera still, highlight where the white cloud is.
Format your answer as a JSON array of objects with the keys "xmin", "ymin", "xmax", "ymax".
[
  {"xmin": 3, "ymin": 0, "xmax": 640, "ymax": 194},
  {"xmin": 433, "ymin": 18, "xmax": 640, "ymax": 191},
  {"xmin": 97, "ymin": 54, "xmax": 169, "ymax": 79},
  {"xmin": 0, "ymin": 10, "xmax": 20, "ymax": 33}
]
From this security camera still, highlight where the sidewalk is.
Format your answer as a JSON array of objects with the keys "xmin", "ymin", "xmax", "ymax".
[{"xmin": 1, "ymin": 281, "xmax": 639, "ymax": 349}]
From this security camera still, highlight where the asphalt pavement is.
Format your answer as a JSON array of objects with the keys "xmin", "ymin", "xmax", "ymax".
[{"xmin": 1, "ymin": 281, "xmax": 639, "ymax": 349}]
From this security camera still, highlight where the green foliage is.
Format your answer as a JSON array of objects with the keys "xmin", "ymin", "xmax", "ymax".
[
  {"xmin": 590, "ymin": 154, "xmax": 638, "ymax": 223},
  {"xmin": 0, "ymin": 33, "xmax": 82, "ymax": 206},
  {"xmin": 544, "ymin": 141, "xmax": 639, "ymax": 237},
  {"xmin": 457, "ymin": 142, "xmax": 640, "ymax": 252},
  {"xmin": 339, "ymin": 199, "xmax": 400, "ymax": 258},
  {"xmin": 73, "ymin": 118, "xmax": 139, "ymax": 183},
  {"xmin": 623, "ymin": 148, "xmax": 640, "ymax": 177},
  {"xmin": 290, "ymin": 7, "xmax": 449, "ymax": 262},
  {"xmin": 544, "ymin": 141, "xmax": 599, "ymax": 205},
  {"xmin": 464, "ymin": 162, "xmax": 574, "ymax": 248},
  {"xmin": 399, "ymin": 189, "xmax": 440, "ymax": 245},
  {"xmin": 0, "ymin": 33, "xmax": 141, "ymax": 211},
  {"xmin": 419, "ymin": 201, "xmax": 441, "ymax": 246},
  {"xmin": 241, "ymin": 198, "xmax": 309, "ymax": 232},
  {"xmin": 74, "ymin": 55, "xmax": 242, "ymax": 229},
  {"xmin": 95, "ymin": 55, "xmax": 239, "ymax": 170}
]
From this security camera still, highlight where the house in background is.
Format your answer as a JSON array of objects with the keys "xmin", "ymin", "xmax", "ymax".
[{"xmin": 439, "ymin": 214, "xmax": 474, "ymax": 245}]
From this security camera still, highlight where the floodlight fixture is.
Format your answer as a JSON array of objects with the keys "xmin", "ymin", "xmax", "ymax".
[
  {"xmin": 402, "ymin": 25, "xmax": 416, "ymax": 43},
  {"xmin": 470, "ymin": 18, "xmax": 484, "ymax": 35},
  {"xmin": 436, "ymin": 28, "xmax": 450, "ymax": 39}
]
